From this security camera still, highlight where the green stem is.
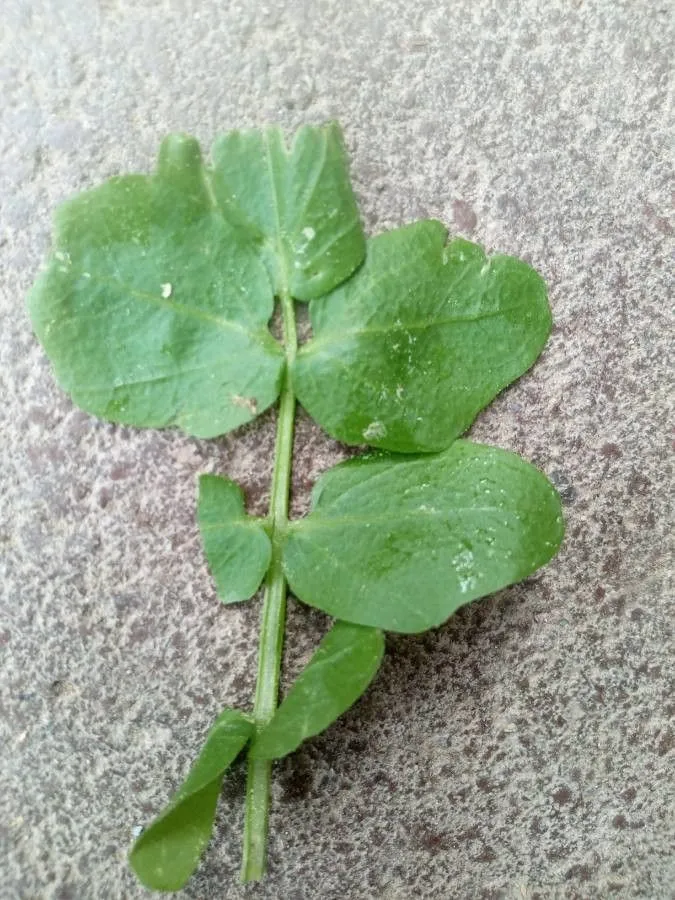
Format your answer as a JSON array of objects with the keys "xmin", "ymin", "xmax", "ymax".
[{"xmin": 240, "ymin": 291, "xmax": 297, "ymax": 882}]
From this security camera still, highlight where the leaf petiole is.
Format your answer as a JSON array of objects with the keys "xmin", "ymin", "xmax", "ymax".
[{"xmin": 241, "ymin": 289, "xmax": 297, "ymax": 881}]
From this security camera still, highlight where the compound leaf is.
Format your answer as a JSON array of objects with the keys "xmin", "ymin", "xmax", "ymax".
[
  {"xmin": 282, "ymin": 441, "xmax": 564, "ymax": 633},
  {"xmin": 210, "ymin": 122, "xmax": 365, "ymax": 300},
  {"xmin": 129, "ymin": 708, "xmax": 253, "ymax": 892},
  {"xmin": 293, "ymin": 220, "xmax": 552, "ymax": 452},
  {"xmin": 251, "ymin": 621, "xmax": 384, "ymax": 760},
  {"xmin": 198, "ymin": 474, "xmax": 272, "ymax": 603},
  {"xmin": 28, "ymin": 123, "xmax": 366, "ymax": 438}
]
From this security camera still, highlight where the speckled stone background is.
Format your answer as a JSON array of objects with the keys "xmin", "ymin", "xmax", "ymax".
[{"xmin": 1, "ymin": 1, "xmax": 673, "ymax": 898}]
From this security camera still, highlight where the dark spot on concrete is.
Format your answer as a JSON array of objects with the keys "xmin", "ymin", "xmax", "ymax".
[
  {"xmin": 612, "ymin": 814, "xmax": 628, "ymax": 829},
  {"xmin": 128, "ymin": 622, "xmax": 150, "ymax": 646},
  {"xmin": 188, "ymin": 692, "xmax": 209, "ymax": 707},
  {"xmin": 656, "ymin": 731, "xmax": 673, "ymax": 756},
  {"xmin": 480, "ymin": 889, "xmax": 506, "ymax": 900},
  {"xmin": 565, "ymin": 862, "xmax": 594, "ymax": 882},
  {"xmin": 600, "ymin": 442, "xmax": 622, "ymax": 459},
  {"xmin": 589, "ymin": 681, "xmax": 606, "ymax": 704},
  {"xmin": 601, "ymin": 594, "xmax": 626, "ymax": 618},
  {"xmin": 25, "ymin": 406, "xmax": 52, "ymax": 426},
  {"xmin": 366, "ymin": 769, "xmax": 398, "ymax": 793},
  {"xmin": 552, "ymin": 785, "xmax": 573, "ymax": 805},
  {"xmin": 594, "ymin": 585, "xmax": 606, "ymax": 600},
  {"xmin": 621, "ymin": 786, "xmax": 637, "ymax": 802},
  {"xmin": 452, "ymin": 199, "xmax": 478, "ymax": 233},
  {"xmin": 546, "ymin": 843, "xmax": 571, "ymax": 861},
  {"xmin": 55, "ymin": 885, "xmax": 78, "ymax": 900},
  {"xmin": 279, "ymin": 753, "xmax": 313, "ymax": 802},
  {"xmin": 475, "ymin": 845, "xmax": 497, "ymax": 863},
  {"xmin": 635, "ymin": 662, "xmax": 661, "ymax": 680},
  {"xmin": 26, "ymin": 442, "xmax": 66, "ymax": 466},
  {"xmin": 496, "ymin": 193, "xmax": 522, "ymax": 217},
  {"xmin": 457, "ymin": 824, "xmax": 482, "ymax": 843},
  {"xmin": 229, "ymin": 670, "xmax": 251, "ymax": 694},
  {"xmin": 333, "ymin": 839, "xmax": 353, "ymax": 855},
  {"xmin": 627, "ymin": 471, "xmax": 652, "ymax": 497},
  {"xmin": 110, "ymin": 462, "xmax": 133, "ymax": 480},
  {"xmin": 135, "ymin": 510, "xmax": 152, "ymax": 528},
  {"xmin": 413, "ymin": 826, "xmax": 450, "ymax": 854},
  {"xmin": 642, "ymin": 509, "xmax": 656, "ymax": 527},
  {"xmin": 73, "ymin": 482, "xmax": 90, "ymax": 501},
  {"xmin": 48, "ymin": 679, "xmax": 75, "ymax": 699},
  {"xmin": 347, "ymin": 737, "xmax": 368, "ymax": 754},
  {"xmin": 529, "ymin": 817, "xmax": 545, "ymax": 836},
  {"xmin": 550, "ymin": 469, "xmax": 577, "ymax": 504},
  {"xmin": 642, "ymin": 202, "xmax": 673, "ymax": 235},
  {"xmin": 171, "ymin": 632, "xmax": 186, "ymax": 652},
  {"xmin": 246, "ymin": 475, "xmax": 270, "ymax": 511},
  {"xmin": 602, "ymin": 550, "xmax": 621, "ymax": 577}
]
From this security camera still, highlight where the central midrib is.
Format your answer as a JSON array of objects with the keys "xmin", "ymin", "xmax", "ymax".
[
  {"xmin": 290, "ymin": 506, "xmax": 517, "ymax": 532},
  {"xmin": 300, "ymin": 306, "xmax": 529, "ymax": 356}
]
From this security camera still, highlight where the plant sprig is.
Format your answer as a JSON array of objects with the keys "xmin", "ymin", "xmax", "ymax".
[{"xmin": 28, "ymin": 122, "xmax": 564, "ymax": 891}]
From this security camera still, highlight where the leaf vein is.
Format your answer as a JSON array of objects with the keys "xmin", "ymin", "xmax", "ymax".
[
  {"xmin": 304, "ymin": 308, "xmax": 529, "ymax": 356},
  {"xmin": 291, "ymin": 132, "xmax": 329, "ymax": 232},
  {"xmin": 67, "ymin": 269, "xmax": 272, "ymax": 341}
]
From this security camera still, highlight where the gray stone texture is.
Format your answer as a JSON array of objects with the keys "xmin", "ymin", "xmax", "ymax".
[{"xmin": 1, "ymin": 0, "xmax": 673, "ymax": 898}]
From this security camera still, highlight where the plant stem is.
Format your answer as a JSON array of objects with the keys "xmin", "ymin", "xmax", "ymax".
[{"xmin": 240, "ymin": 290, "xmax": 297, "ymax": 882}]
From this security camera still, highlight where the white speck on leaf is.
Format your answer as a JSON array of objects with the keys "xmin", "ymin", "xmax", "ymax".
[
  {"xmin": 161, "ymin": 283, "xmax": 172, "ymax": 298},
  {"xmin": 452, "ymin": 547, "xmax": 476, "ymax": 593},
  {"xmin": 302, "ymin": 226, "xmax": 316, "ymax": 240},
  {"xmin": 363, "ymin": 420, "xmax": 387, "ymax": 441},
  {"xmin": 232, "ymin": 394, "xmax": 258, "ymax": 414}
]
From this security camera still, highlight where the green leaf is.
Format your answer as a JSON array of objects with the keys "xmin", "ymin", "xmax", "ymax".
[
  {"xmin": 251, "ymin": 621, "xmax": 384, "ymax": 760},
  {"xmin": 198, "ymin": 474, "xmax": 271, "ymax": 603},
  {"xmin": 282, "ymin": 441, "xmax": 564, "ymax": 633},
  {"xmin": 210, "ymin": 122, "xmax": 365, "ymax": 300},
  {"xmin": 28, "ymin": 134, "xmax": 284, "ymax": 438},
  {"xmin": 28, "ymin": 123, "xmax": 366, "ymax": 438},
  {"xmin": 293, "ymin": 220, "xmax": 552, "ymax": 452},
  {"xmin": 129, "ymin": 708, "xmax": 253, "ymax": 892}
]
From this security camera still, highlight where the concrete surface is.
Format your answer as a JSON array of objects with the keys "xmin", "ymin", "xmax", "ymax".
[{"xmin": 1, "ymin": 1, "xmax": 673, "ymax": 898}]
